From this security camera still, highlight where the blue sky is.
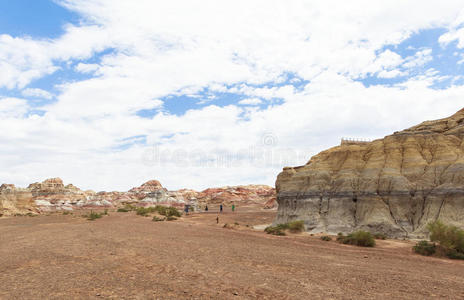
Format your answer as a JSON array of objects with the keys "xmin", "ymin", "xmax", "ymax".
[
  {"xmin": 0, "ymin": 0, "xmax": 463, "ymax": 190},
  {"xmin": 0, "ymin": 0, "xmax": 79, "ymax": 37}
]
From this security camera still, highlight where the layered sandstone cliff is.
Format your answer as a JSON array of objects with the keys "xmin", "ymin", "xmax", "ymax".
[{"xmin": 275, "ymin": 108, "xmax": 464, "ymax": 238}]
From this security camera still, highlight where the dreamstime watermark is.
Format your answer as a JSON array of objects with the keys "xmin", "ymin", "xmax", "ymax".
[{"xmin": 140, "ymin": 133, "xmax": 310, "ymax": 169}]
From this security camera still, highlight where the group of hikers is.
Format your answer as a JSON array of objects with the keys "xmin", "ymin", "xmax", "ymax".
[
  {"xmin": 184, "ymin": 203, "xmax": 236, "ymax": 224},
  {"xmin": 184, "ymin": 203, "xmax": 236, "ymax": 214},
  {"xmin": 204, "ymin": 203, "xmax": 235, "ymax": 213}
]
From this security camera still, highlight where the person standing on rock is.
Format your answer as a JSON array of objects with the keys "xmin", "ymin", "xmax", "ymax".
[{"xmin": 219, "ymin": 204, "xmax": 223, "ymax": 213}]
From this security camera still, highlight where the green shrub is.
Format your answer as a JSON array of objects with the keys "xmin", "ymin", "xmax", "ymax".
[
  {"xmin": 446, "ymin": 249, "xmax": 464, "ymax": 260},
  {"xmin": 338, "ymin": 231, "xmax": 375, "ymax": 247},
  {"xmin": 264, "ymin": 226, "xmax": 286, "ymax": 236},
  {"xmin": 166, "ymin": 216, "xmax": 177, "ymax": 221},
  {"xmin": 426, "ymin": 221, "xmax": 464, "ymax": 259},
  {"xmin": 321, "ymin": 235, "xmax": 332, "ymax": 241},
  {"xmin": 136, "ymin": 207, "xmax": 149, "ymax": 216},
  {"xmin": 62, "ymin": 211, "xmax": 72, "ymax": 215},
  {"xmin": 103, "ymin": 209, "xmax": 108, "ymax": 215},
  {"xmin": 117, "ymin": 208, "xmax": 129, "ymax": 212},
  {"xmin": 155, "ymin": 205, "xmax": 181, "ymax": 217},
  {"xmin": 124, "ymin": 204, "xmax": 137, "ymax": 211},
  {"xmin": 152, "ymin": 216, "xmax": 165, "ymax": 222},
  {"xmin": 374, "ymin": 233, "xmax": 387, "ymax": 240},
  {"xmin": 136, "ymin": 207, "xmax": 158, "ymax": 216},
  {"xmin": 85, "ymin": 211, "xmax": 103, "ymax": 221},
  {"xmin": 135, "ymin": 206, "xmax": 181, "ymax": 218},
  {"xmin": 413, "ymin": 240, "xmax": 436, "ymax": 256},
  {"xmin": 288, "ymin": 220, "xmax": 304, "ymax": 233},
  {"xmin": 264, "ymin": 221, "xmax": 304, "ymax": 236}
]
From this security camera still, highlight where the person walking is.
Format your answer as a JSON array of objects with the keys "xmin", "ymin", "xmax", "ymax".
[
  {"xmin": 232, "ymin": 203, "xmax": 235, "ymax": 212},
  {"xmin": 216, "ymin": 215, "xmax": 219, "ymax": 224},
  {"xmin": 205, "ymin": 204, "xmax": 208, "ymax": 212},
  {"xmin": 219, "ymin": 203, "xmax": 223, "ymax": 213}
]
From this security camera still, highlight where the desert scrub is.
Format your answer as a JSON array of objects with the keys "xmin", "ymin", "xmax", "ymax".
[
  {"xmin": 117, "ymin": 208, "xmax": 129, "ymax": 212},
  {"xmin": 264, "ymin": 225, "xmax": 286, "ymax": 236},
  {"xmin": 265, "ymin": 223, "xmax": 290, "ymax": 236},
  {"xmin": 321, "ymin": 235, "xmax": 332, "ymax": 241},
  {"xmin": 136, "ymin": 207, "xmax": 157, "ymax": 216},
  {"xmin": 155, "ymin": 205, "xmax": 181, "ymax": 218},
  {"xmin": 264, "ymin": 221, "xmax": 305, "ymax": 236},
  {"xmin": 288, "ymin": 220, "xmax": 305, "ymax": 233},
  {"xmin": 374, "ymin": 233, "xmax": 387, "ymax": 240},
  {"xmin": 84, "ymin": 211, "xmax": 103, "ymax": 221},
  {"xmin": 62, "ymin": 211, "xmax": 72, "ymax": 215},
  {"xmin": 152, "ymin": 216, "xmax": 165, "ymax": 222},
  {"xmin": 337, "ymin": 231, "xmax": 375, "ymax": 247},
  {"xmin": 424, "ymin": 221, "xmax": 464, "ymax": 260},
  {"xmin": 166, "ymin": 216, "xmax": 177, "ymax": 221},
  {"xmin": 135, "ymin": 207, "xmax": 149, "ymax": 216},
  {"xmin": 124, "ymin": 204, "xmax": 137, "ymax": 211},
  {"xmin": 413, "ymin": 240, "xmax": 436, "ymax": 256}
]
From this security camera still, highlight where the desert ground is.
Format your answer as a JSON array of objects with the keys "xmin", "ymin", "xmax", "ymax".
[{"xmin": 1, "ymin": 207, "xmax": 463, "ymax": 300}]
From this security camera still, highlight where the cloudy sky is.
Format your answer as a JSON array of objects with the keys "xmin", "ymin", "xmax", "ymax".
[{"xmin": 1, "ymin": 0, "xmax": 464, "ymax": 191}]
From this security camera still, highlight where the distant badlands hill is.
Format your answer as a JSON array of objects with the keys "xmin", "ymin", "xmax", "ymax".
[
  {"xmin": 0, "ymin": 178, "xmax": 276, "ymax": 216},
  {"xmin": 276, "ymin": 108, "xmax": 464, "ymax": 238}
]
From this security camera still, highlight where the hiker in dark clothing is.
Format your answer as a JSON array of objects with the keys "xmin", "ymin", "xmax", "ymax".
[
  {"xmin": 219, "ymin": 204, "xmax": 223, "ymax": 213},
  {"xmin": 184, "ymin": 204, "xmax": 189, "ymax": 215},
  {"xmin": 205, "ymin": 205, "xmax": 208, "ymax": 212},
  {"xmin": 216, "ymin": 215, "xmax": 219, "ymax": 224}
]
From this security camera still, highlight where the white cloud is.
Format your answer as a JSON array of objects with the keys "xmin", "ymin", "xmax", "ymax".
[
  {"xmin": 377, "ymin": 69, "xmax": 407, "ymax": 78},
  {"xmin": 75, "ymin": 63, "xmax": 100, "ymax": 73},
  {"xmin": 403, "ymin": 49, "xmax": 433, "ymax": 68},
  {"xmin": 0, "ymin": 97, "xmax": 29, "ymax": 118},
  {"xmin": 458, "ymin": 53, "xmax": 464, "ymax": 64},
  {"xmin": 1, "ymin": 1, "xmax": 464, "ymax": 191},
  {"xmin": 440, "ymin": 27, "xmax": 464, "ymax": 48},
  {"xmin": 21, "ymin": 88, "xmax": 53, "ymax": 99},
  {"xmin": 0, "ymin": 25, "xmax": 110, "ymax": 89},
  {"xmin": 369, "ymin": 49, "xmax": 404, "ymax": 73},
  {"xmin": 238, "ymin": 98, "xmax": 263, "ymax": 105}
]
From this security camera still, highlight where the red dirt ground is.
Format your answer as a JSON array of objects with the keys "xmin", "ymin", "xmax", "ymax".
[{"xmin": 1, "ymin": 208, "xmax": 463, "ymax": 299}]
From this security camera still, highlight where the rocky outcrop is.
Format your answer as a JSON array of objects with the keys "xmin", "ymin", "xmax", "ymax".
[
  {"xmin": 0, "ymin": 184, "xmax": 34, "ymax": 216},
  {"xmin": 194, "ymin": 185, "xmax": 276, "ymax": 207},
  {"xmin": 128, "ymin": 180, "xmax": 187, "ymax": 208},
  {"xmin": 0, "ymin": 178, "xmax": 275, "ymax": 216},
  {"xmin": 275, "ymin": 108, "xmax": 464, "ymax": 238}
]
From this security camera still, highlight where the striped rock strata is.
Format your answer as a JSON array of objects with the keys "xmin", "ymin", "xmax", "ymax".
[{"xmin": 275, "ymin": 108, "xmax": 464, "ymax": 238}]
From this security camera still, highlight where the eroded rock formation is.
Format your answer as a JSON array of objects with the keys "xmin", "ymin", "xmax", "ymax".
[
  {"xmin": 194, "ymin": 185, "xmax": 275, "ymax": 207},
  {"xmin": 0, "ymin": 178, "xmax": 275, "ymax": 216},
  {"xmin": 275, "ymin": 108, "xmax": 464, "ymax": 238}
]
